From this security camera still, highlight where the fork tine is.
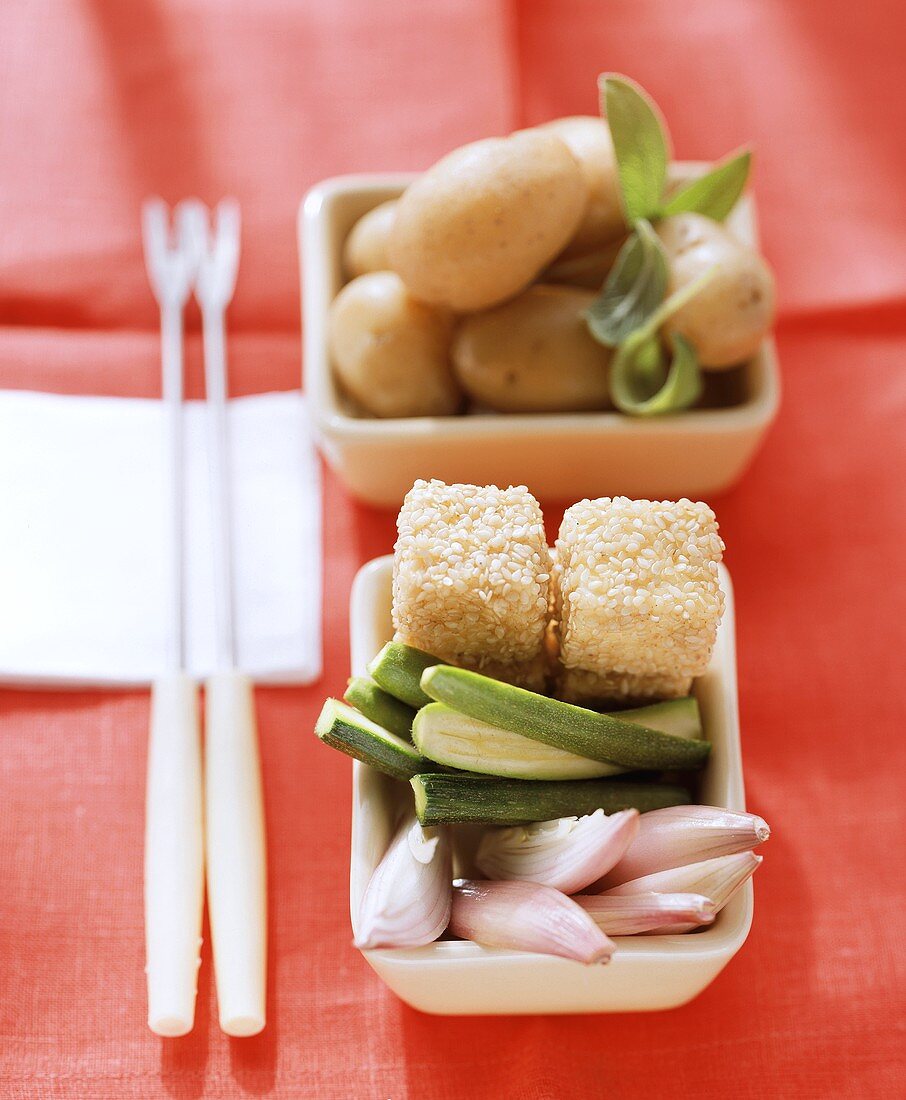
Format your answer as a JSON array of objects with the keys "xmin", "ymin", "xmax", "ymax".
[
  {"xmin": 189, "ymin": 198, "xmax": 241, "ymax": 305},
  {"xmin": 212, "ymin": 199, "xmax": 241, "ymax": 286},
  {"xmin": 175, "ymin": 198, "xmax": 208, "ymax": 272},
  {"xmin": 143, "ymin": 198, "xmax": 197, "ymax": 305},
  {"xmin": 141, "ymin": 198, "xmax": 172, "ymax": 298}
]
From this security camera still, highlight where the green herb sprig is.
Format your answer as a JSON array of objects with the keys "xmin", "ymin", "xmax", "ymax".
[
  {"xmin": 585, "ymin": 74, "xmax": 752, "ymax": 416},
  {"xmin": 604, "ymin": 75, "xmax": 671, "ymax": 225},
  {"xmin": 661, "ymin": 148, "xmax": 752, "ymax": 221},
  {"xmin": 610, "ymin": 333, "xmax": 701, "ymax": 416},
  {"xmin": 584, "ymin": 220, "xmax": 667, "ymax": 347},
  {"xmin": 601, "ymin": 75, "xmax": 752, "ymax": 226},
  {"xmin": 608, "ymin": 267, "xmax": 719, "ymax": 416}
]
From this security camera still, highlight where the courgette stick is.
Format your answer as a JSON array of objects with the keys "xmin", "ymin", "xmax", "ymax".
[
  {"xmin": 316, "ymin": 699, "xmax": 433, "ymax": 781},
  {"xmin": 367, "ymin": 642, "xmax": 448, "ymax": 709},
  {"xmin": 411, "ymin": 773, "xmax": 691, "ymax": 826},
  {"xmin": 412, "ymin": 696, "xmax": 701, "ymax": 780},
  {"xmin": 344, "ymin": 677, "xmax": 417, "ymax": 741},
  {"xmin": 621, "ymin": 696, "xmax": 701, "ymax": 740},
  {"xmin": 421, "ymin": 665, "xmax": 710, "ymax": 770},
  {"xmin": 413, "ymin": 704, "xmax": 623, "ymax": 780}
]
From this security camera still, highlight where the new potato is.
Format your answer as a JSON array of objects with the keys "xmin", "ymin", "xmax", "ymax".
[
  {"xmin": 658, "ymin": 213, "xmax": 775, "ymax": 369},
  {"xmin": 328, "ymin": 272, "xmax": 461, "ymax": 418},
  {"xmin": 452, "ymin": 285, "xmax": 612, "ymax": 413},
  {"xmin": 388, "ymin": 130, "xmax": 586, "ymax": 312},
  {"xmin": 539, "ymin": 116, "xmax": 625, "ymax": 260},
  {"xmin": 343, "ymin": 200, "xmax": 397, "ymax": 278}
]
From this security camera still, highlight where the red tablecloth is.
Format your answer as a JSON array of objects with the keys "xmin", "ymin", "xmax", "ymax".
[{"xmin": 2, "ymin": 2, "xmax": 905, "ymax": 1096}]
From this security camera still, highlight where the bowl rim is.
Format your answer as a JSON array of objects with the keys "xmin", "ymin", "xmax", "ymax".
[
  {"xmin": 347, "ymin": 554, "xmax": 755, "ymax": 969},
  {"xmin": 300, "ymin": 171, "xmax": 781, "ymax": 442}
]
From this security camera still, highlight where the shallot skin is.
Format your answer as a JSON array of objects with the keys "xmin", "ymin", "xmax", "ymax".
[
  {"xmin": 450, "ymin": 879, "xmax": 614, "ymax": 965},
  {"xmin": 355, "ymin": 815, "xmax": 452, "ymax": 950},
  {"xmin": 573, "ymin": 892, "xmax": 716, "ymax": 935},
  {"xmin": 603, "ymin": 851, "xmax": 762, "ymax": 932},
  {"xmin": 596, "ymin": 805, "xmax": 770, "ymax": 889},
  {"xmin": 475, "ymin": 808, "xmax": 639, "ymax": 893}
]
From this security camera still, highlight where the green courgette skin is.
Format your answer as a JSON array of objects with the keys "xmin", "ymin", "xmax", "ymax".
[
  {"xmin": 421, "ymin": 665, "xmax": 710, "ymax": 770},
  {"xmin": 316, "ymin": 699, "xmax": 432, "ymax": 781},
  {"xmin": 367, "ymin": 642, "xmax": 448, "ymax": 709},
  {"xmin": 344, "ymin": 676, "xmax": 417, "ymax": 741},
  {"xmin": 411, "ymin": 773, "xmax": 691, "ymax": 826}
]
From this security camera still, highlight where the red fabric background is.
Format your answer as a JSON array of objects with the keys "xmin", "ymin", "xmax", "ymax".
[{"xmin": 1, "ymin": 1, "xmax": 905, "ymax": 1097}]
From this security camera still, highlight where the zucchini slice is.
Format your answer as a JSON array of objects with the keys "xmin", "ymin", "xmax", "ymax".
[
  {"xmin": 622, "ymin": 695, "xmax": 702, "ymax": 740},
  {"xmin": 316, "ymin": 699, "xmax": 431, "ymax": 780},
  {"xmin": 343, "ymin": 676, "xmax": 417, "ymax": 741},
  {"xmin": 412, "ymin": 697, "xmax": 701, "ymax": 780},
  {"xmin": 413, "ymin": 704, "xmax": 622, "ymax": 780},
  {"xmin": 367, "ymin": 642, "xmax": 447, "ymax": 709},
  {"xmin": 421, "ymin": 665, "xmax": 710, "ymax": 770},
  {"xmin": 411, "ymin": 773, "xmax": 690, "ymax": 826}
]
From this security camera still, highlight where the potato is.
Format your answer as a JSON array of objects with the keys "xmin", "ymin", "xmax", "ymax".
[
  {"xmin": 388, "ymin": 130, "xmax": 586, "ymax": 312},
  {"xmin": 342, "ymin": 200, "xmax": 397, "ymax": 278},
  {"xmin": 539, "ymin": 116, "xmax": 625, "ymax": 259},
  {"xmin": 657, "ymin": 213, "xmax": 775, "ymax": 369},
  {"xmin": 451, "ymin": 285, "xmax": 612, "ymax": 413},
  {"xmin": 328, "ymin": 272, "xmax": 461, "ymax": 418}
]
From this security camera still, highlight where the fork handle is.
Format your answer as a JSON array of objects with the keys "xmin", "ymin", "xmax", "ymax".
[
  {"xmin": 145, "ymin": 672, "xmax": 203, "ymax": 1036},
  {"xmin": 205, "ymin": 671, "xmax": 266, "ymax": 1036}
]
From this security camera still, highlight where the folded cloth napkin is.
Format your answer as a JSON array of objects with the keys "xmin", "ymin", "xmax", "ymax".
[{"xmin": 0, "ymin": 389, "xmax": 322, "ymax": 686}]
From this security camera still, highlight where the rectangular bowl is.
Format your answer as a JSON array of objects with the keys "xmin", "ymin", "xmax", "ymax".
[
  {"xmin": 300, "ymin": 170, "xmax": 780, "ymax": 508},
  {"xmin": 348, "ymin": 554, "xmax": 753, "ymax": 1015}
]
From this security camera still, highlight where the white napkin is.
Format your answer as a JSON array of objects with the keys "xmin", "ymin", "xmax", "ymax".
[{"xmin": 0, "ymin": 389, "xmax": 322, "ymax": 687}]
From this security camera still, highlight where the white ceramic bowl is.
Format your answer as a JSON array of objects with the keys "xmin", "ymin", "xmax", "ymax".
[
  {"xmin": 300, "ymin": 171, "xmax": 780, "ymax": 508},
  {"xmin": 347, "ymin": 555, "xmax": 754, "ymax": 1015}
]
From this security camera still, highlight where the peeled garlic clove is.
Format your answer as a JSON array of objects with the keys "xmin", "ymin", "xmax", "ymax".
[
  {"xmin": 603, "ymin": 851, "xmax": 761, "ymax": 932},
  {"xmin": 573, "ymin": 892, "xmax": 716, "ymax": 935},
  {"xmin": 475, "ymin": 808, "xmax": 639, "ymax": 894},
  {"xmin": 596, "ymin": 805, "xmax": 770, "ymax": 888},
  {"xmin": 354, "ymin": 812, "xmax": 452, "ymax": 950},
  {"xmin": 450, "ymin": 879, "xmax": 614, "ymax": 965}
]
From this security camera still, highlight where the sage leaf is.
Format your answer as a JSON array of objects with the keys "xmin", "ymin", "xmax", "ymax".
[
  {"xmin": 601, "ymin": 74, "xmax": 670, "ymax": 224},
  {"xmin": 585, "ymin": 220, "xmax": 668, "ymax": 347},
  {"xmin": 610, "ymin": 332, "xmax": 702, "ymax": 416},
  {"xmin": 626, "ymin": 330, "xmax": 668, "ymax": 392},
  {"xmin": 607, "ymin": 263, "xmax": 716, "ymax": 417},
  {"xmin": 661, "ymin": 149, "xmax": 751, "ymax": 221}
]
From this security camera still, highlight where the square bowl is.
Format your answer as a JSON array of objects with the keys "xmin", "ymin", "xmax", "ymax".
[
  {"xmin": 347, "ymin": 554, "xmax": 754, "ymax": 1015},
  {"xmin": 300, "ymin": 171, "xmax": 780, "ymax": 508}
]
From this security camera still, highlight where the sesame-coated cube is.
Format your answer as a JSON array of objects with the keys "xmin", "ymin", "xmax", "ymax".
[
  {"xmin": 393, "ymin": 480, "xmax": 552, "ymax": 689},
  {"xmin": 555, "ymin": 497, "xmax": 725, "ymax": 704}
]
